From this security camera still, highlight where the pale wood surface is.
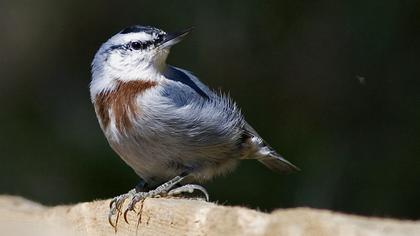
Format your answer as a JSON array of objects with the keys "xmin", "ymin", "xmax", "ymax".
[{"xmin": 0, "ymin": 195, "xmax": 419, "ymax": 236}]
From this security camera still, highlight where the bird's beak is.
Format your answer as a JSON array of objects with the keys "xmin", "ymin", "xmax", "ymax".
[{"xmin": 158, "ymin": 27, "xmax": 193, "ymax": 49}]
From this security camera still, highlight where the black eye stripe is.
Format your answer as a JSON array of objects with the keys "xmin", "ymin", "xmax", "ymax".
[
  {"xmin": 108, "ymin": 34, "xmax": 166, "ymax": 52},
  {"xmin": 131, "ymin": 41, "xmax": 151, "ymax": 49},
  {"xmin": 108, "ymin": 44, "xmax": 126, "ymax": 51},
  {"xmin": 129, "ymin": 37, "xmax": 162, "ymax": 50}
]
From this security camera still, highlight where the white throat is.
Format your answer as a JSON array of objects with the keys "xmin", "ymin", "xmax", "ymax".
[{"xmin": 90, "ymin": 50, "xmax": 168, "ymax": 100}]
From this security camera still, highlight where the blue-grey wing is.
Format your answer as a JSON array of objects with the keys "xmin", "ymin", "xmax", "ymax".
[
  {"xmin": 156, "ymin": 65, "xmax": 244, "ymax": 149},
  {"xmin": 161, "ymin": 66, "xmax": 298, "ymax": 173},
  {"xmin": 163, "ymin": 66, "xmax": 212, "ymax": 101}
]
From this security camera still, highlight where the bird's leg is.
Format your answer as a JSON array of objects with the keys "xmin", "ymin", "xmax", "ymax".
[
  {"xmin": 122, "ymin": 175, "xmax": 186, "ymax": 222},
  {"xmin": 109, "ymin": 175, "xmax": 210, "ymax": 228},
  {"xmin": 135, "ymin": 179, "xmax": 150, "ymax": 192},
  {"xmin": 121, "ymin": 175, "xmax": 209, "ymax": 223}
]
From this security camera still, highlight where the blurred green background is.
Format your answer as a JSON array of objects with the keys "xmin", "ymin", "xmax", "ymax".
[{"xmin": 1, "ymin": 0, "xmax": 419, "ymax": 219}]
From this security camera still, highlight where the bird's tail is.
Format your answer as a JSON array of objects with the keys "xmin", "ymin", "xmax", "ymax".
[
  {"xmin": 258, "ymin": 153, "xmax": 300, "ymax": 174},
  {"xmin": 241, "ymin": 122, "xmax": 300, "ymax": 174}
]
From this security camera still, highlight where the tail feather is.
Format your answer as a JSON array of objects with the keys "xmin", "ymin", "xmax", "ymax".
[
  {"xmin": 258, "ymin": 154, "xmax": 300, "ymax": 174},
  {"xmin": 241, "ymin": 122, "xmax": 300, "ymax": 174}
]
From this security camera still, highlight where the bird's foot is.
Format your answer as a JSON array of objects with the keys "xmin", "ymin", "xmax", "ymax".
[
  {"xmin": 168, "ymin": 184, "xmax": 209, "ymax": 201},
  {"xmin": 108, "ymin": 189, "xmax": 136, "ymax": 229},
  {"xmin": 108, "ymin": 175, "xmax": 209, "ymax": 229}
]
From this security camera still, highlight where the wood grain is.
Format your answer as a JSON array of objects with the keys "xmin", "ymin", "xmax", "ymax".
[{"xmin": 0, "ymin": 195, "xmax": 419, "ymax": 236}]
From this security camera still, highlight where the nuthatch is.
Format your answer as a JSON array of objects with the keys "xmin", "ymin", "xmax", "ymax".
[{"xmin": 90, "ymin": 25, "xmax": 299, "ymax": 227}]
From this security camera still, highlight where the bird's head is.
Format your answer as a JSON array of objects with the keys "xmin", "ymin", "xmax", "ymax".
[{"xmin": 90, "ymin": 25, "xmax": 191, "ymax": 95}]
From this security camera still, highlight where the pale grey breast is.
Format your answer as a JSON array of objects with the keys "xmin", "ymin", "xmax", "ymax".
[{"xmin": 106, "ymin": 66, "xmax": 246, "ymax": 185}]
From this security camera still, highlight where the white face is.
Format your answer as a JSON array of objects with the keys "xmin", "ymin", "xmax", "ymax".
[
  {"xmin": 91, "ymin": 30, "xmax": 170, "ymax": 83},
  {"xmin": 90, "ymin": 26, "xmax": 191, "ymax": 97}
]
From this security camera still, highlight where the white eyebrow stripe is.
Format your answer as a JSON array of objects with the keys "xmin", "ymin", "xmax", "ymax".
[
  {"xmin": 122, "ymin": 32, "xmax": 155, "ymax": 42},
  {"xmin": 109, "ymin": 32, "xmax": 156, "ymax": 46}
]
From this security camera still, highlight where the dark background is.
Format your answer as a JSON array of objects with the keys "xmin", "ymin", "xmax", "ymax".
[{"xmin": 1, "ymin": 0, "xmax": 419, "ymax": 219}]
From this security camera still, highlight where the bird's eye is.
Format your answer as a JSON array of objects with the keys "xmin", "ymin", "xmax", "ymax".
[{"xmin": 130, "ymin": 41, "xmax": 143, "ymax": 50}]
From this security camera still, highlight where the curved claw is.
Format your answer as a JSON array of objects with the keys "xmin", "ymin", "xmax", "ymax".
[
  {"xmin": 203, "ymin": 191, "xmax": 210, "ymax": 202},
  {"xmin": 108, "ymin": 212, "xmax": 116, "ymax": 228},
  {"xmin": 124, "ymin": 195, "xmax": 142, "ymax": 224},
  {"xmin": 107, "ymin": 191, "xmax": 133, "ymax": 228},
  {"xmin": 167, "ymin": 184, "xmax": 210, "ymax": 201},
  {"xmin": 108, "ymin": 207, "xmax": 120, "ymax": 232},
  {"xmin": 192, "ymin": 185, "xmax": 210, "ymax": 201},
  {"xmin": 123, "ymin": 204, "xmax": 136, "ymax": 224},
  {"xmin": 114, "ymin": 211, "xmax": 120, "ymax": 232},
  {"xmin": 123, "ymin": 208, "xmax": 130, "ymax": 224},
  {"xmin": 108, "ymin": 198, "xmax": 119, "ymax": 229},
  {"xmin": 109, "ymin": 198, "xmax": 116, "ymax": 209}
]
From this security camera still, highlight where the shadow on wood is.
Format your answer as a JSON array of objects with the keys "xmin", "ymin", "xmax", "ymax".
[{"xmin": 0, "ymin": 195, "xmax": 419, "ymax": 236}]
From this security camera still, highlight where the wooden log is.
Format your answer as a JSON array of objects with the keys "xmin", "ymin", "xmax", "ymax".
[{"xmin": 0, "ymin": 195, "xmax": 419, "ymax": 236}]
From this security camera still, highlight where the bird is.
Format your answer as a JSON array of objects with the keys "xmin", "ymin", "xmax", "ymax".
[{"xmin": 90, "ymin": 25, "xmax": 299, "ymax": 227}]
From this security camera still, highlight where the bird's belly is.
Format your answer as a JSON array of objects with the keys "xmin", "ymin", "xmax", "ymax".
[
  {"xmin": 101, "ymin": 86, "xmax": 244, "ymax": 185},
  {"xmin": 106, "ymin": 131, "xmax": 239, "ymax": 186},
  {"xmin": 107, "ymin": 136, "xmax": 175, "ymax": 184}
]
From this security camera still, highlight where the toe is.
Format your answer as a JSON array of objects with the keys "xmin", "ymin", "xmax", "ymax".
[{"xmin": 167, "ymin": 184, "xmax": 210, "ymax": 201}]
